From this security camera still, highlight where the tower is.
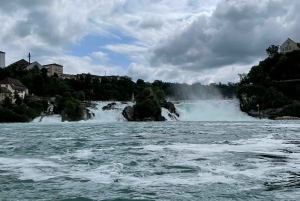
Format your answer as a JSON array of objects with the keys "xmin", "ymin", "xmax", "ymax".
[
  {"xmin": 28, "ymin": 52, "xmax": 31, "ymax": 63},
  {"xmin": 0, "ymin": 51, "xmax": 5, "ymax": 68}
]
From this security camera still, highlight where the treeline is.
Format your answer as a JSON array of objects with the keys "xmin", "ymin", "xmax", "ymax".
[
  {"xmin": 0, "ymin": 64, "xmax": 237, "ymax": 122},
  {"xmin": 238, "ymin": 50, "xmax": 300, "ymax": 118},
  {"xmin": 0, "ymin": 96, "xmax": 48, "ymax": 123},
  {"xmin": 0, "ymin": 65, "xmax": 237, "ymax": 102}
]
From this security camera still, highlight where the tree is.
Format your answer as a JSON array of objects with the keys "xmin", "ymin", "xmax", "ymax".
[
  {"xmin": 2, "ymin": 97, "xmax": 13, "ymax": 108},
  {"xmin": 266, "ymin": 45, "xmax": 279, "ymax": 57},
  {"xmin": 238, "ymin": 73, "xmax": 250, "ymax": 85},
  {"xmin": 40, "ymin": 67, "xmax": 48, "ymax": 78},
  {"xmin": 13, "ymin": 91, "xmax": 23, "ymax": 106}
]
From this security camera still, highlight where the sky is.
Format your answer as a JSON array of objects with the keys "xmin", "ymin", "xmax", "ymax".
[{"xmin": 1, "ymin": 0, "xmax": 300, "ymax": 84}]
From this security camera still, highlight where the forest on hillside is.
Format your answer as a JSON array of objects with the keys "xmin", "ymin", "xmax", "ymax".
[
  {"xmin": 0, "ymin": 65, "xmax": 237, "ymax": 101},
  {"xmin": 238, "ymin": 50, "xmax": 300, "ymax": 118}
]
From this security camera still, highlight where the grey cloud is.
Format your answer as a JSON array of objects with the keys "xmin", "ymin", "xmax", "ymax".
[
  {"xmin": 2, "ymin": 0, "xmax": 88, "ymax": 47},
  {"xmin": 147, "ymin": 0, "xmax": 300, "ymax": 72},
  {"xmin": 0, "ymin": 0, "xmax": 52, "ymax": 12},
  {"xmin": 138, "ymin": 15, "xmax": 164, "ymax": 29}
]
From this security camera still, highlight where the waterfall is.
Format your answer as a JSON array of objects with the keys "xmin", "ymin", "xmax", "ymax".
[
  {"xmin": 175, "ymin": 99, "xmax": 255, "ymax": 121},
  {"xmin": 88, "ymin": 99, "xmax": 254, "ymax": 122},
  {"xmin": 32, "ymin": 100, "xmax": 255, "ymax": 123}
]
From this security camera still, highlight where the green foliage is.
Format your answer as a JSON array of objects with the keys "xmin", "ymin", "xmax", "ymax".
[
  {"xmin": 78, "ymin": 91, "xmax": 85, "ymax": 101},
  {"xmin": 0, "ymin": 108, "xmax": 29, "ymax": 122},
  {"xmin": 135, "ymin": 98, "xmax": 162, "ymax": 120},
  {"xmin": 238, "ymin": 50, "xmax": 300, "ymax": 116},
  {"xmin": 55, "ymin": 94, "xmax": 83, "ymax": 121},
  {"xmin": 261, "ymin": 87, "xmax": 291, "ymax": 108},
  {"xmin": 2, "ymin": 97, "xmax": 13, "ymax": 108},
  {"xmin": 155, "ymin": 90, "xmax": 165, "ymax": 101},
  {"xmin": 0, "ymin": 98, "xmax": 47, "ymax": 123},
  {"xmin": 14, "ymin": 91, "xmax": 23, "ymax": 106},
  {"xmin": 266, "ymin": 45, "xmax": 279, "ymax": 57},
  {"xmin": 40, "ymin": 67, "xmax": 48, "ymax": 78},
  {"xmin": 273, "ymin": 104, "xmax": 300, "ymax": 118}
]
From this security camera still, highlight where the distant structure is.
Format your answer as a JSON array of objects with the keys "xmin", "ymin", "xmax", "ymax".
[
  {"xmin": 43, "ymin": 63, "xmax": 63, "ymax": 76},
  {"xmin": 28, "ymin": 53, "xmax": 31, "ymax": 63},
  {"xmin": 7, "ymin": 59, "xmax": 44, "ymax": 70},
  {"xmin": 280, "ymin": 38, "xmax": 300, "ymax": 54},
  {"xmin": 25, "ymin": 61, "xmax": 44, "ymax": 70},
  {"xmin": 8, "ymin": 59, "xmax": 29, "ymax": 68},
  {"xmin": 61, "ymin": 73, "xmax": 130, "ymax": 82},
  {"xmin": 0, "ymin": 77, "xmax": 28, "ymax": 103},
  {"xmin": 0, "ymin": 51, "xmax": 5, "ymax": 68}
]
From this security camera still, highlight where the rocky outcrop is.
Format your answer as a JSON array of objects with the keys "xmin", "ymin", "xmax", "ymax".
[
  {"xmin": 122, "ymin": 88, "xmax": 177, "ymax": 121},
  {"xmin": 83, "ymin": 108, "xmax": 95, "ymax": 120},
  {"xmin": 102, "ymin": 102, "xmax": 117, "ymax": 110},
  {"xmin": 122, "ymin": 106, "xmax": 135, "ymax": 121},
  {"xmin": 160, "ymin": 100, "xmax": 179, "ymax": 117}
]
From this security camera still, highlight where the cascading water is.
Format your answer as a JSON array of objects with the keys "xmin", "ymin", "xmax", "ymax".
[
  {"xmin": 32, "ymin": 99, "xmax": 255, "ymax": 123},
  {"xmin": 88, "ymin": 102, "xmax": 130, "ymax": 122},
  {"xmin": 32, "ymin": 115, "xmax": 62, "ymax": 123},
  {"xmin": 175, "ymin": 99, "xmax": 255, "ymax": 121},
  {"xmin": 89, "ymin": 99, "xmax": 255, "ymax": 122}
]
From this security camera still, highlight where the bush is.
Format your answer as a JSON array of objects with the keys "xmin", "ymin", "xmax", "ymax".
[
  {"xmin": 2, "ymin": 97, "xmax": 13, "ymax": 108},
  {"xmin": 0, "ymin": 108, "xmax": 29, "ymax": 122},
  {"xmin": 135, "ymin": 98, "xmax": 161, "ymax": 120}
]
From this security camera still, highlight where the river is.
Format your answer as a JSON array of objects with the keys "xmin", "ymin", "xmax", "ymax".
[{"xmin": 0, "ymin": 100, "xmax": 300, "ymax": 200}]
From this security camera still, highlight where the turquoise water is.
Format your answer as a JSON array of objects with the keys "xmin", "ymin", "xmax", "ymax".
[{"xmin": 1, "ymin": 121, "xmax": 300, "ymax": 200}]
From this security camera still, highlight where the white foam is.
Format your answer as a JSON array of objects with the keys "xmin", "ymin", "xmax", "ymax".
[
  {"xmin": 0, "ymin": 157, "xmax": 61, "ymax": 181},
  {"xmin": 176, "ymin": 99, "xmax": 256, "ymax": 121},
  {"xmin": 161, "ymin": 108, "xmax": 178, "ymax": 121},
  {"xmin": 32, "ymin": 115, "xmax": 62, "ymax": 123},
  {"xmin": 88, "ymin": 102, "xmax": 129, "ymax": 122}
]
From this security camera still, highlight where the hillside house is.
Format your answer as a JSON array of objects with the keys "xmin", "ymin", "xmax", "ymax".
[
  {"xmin": 43, "ymin": 63, "xmax": 63, "ymax": 76},
  {"xmin": 25, "ymin": 61, "xmax": 44, "ymax": 70},
  {"xmin": 8, "ymin": 59, "xmax": 29, "ymax": 68},
  {"xmin": 280, "ymin": 38, "xmax": 300, "ymax": 54},
  {"xmin": 0, "ymin": 87, "xmax": 11, "ymax": 102},
  {"xmin": 8, "ymin": 59, "xmax": 44, "ymax": 71},
  {"xmin": 0, "ymin": 77, "xmax": 28, "ymax": 103}
]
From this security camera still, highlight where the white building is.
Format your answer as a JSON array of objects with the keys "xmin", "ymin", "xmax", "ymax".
[
  {"xmin": 0, "ymin": 77, "xmax": 28, "ymax": 103},
  {"xmin": 24, "ymin": 61, "xmax": 44, "ymax": 70},
  {"xmin": 0, "ymin": 51, "xmax": 5, "ymax": 68},
  {"xmin": 43, "ymin": 63, "xmax": 63, "ymax": 76},
  {"xmin": 280, "ymin": 38, "xmax": 300, "ymax": 54}
]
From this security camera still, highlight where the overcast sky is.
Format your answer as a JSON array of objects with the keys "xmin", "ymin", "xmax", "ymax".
[{"xmin": 1, "ymin": 0, "xmax": 300, "ymax": 84}]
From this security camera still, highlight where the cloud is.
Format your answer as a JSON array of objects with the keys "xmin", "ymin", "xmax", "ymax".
[
  {"xmin": 92, "ymin": 51, "xmax": 108, "ymax": 61},
  {"xmin": 40, "ymin": 55, "xmax": 125, "ymax": 76},
  {"xmin": 1, "ymin": 0, "xmax": 300, "ymax": 85},
  {"xmin": 147, "ymin": 0, "xmax": 300, "ymax": 74},
  {"xmin": 138, "ymin": 15, "xmax": 164, "ymax": 29}
]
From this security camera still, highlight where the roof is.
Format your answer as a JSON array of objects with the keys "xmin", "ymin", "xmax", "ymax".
[
  {"xmin": 0, "ymin": 51, "xmax": 5, "ymax": 54},
  {"xmin": 0, "ymin": 77, "xmax": 28, "ymax": 91},
  {"xmin": 8, "ymin": 59, "xmax": 30, "ymax": 68},
  {"xmin": 43, "ymin": 63, "xmax": 63, "ymax": 67}
]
